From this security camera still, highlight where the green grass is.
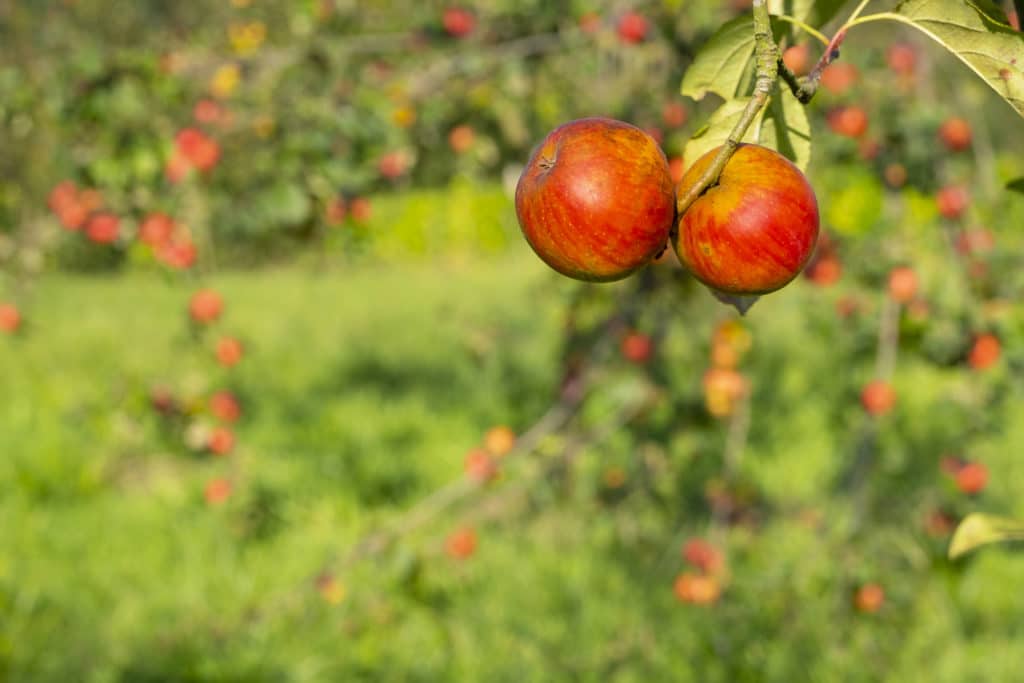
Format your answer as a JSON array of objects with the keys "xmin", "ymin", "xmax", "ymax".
[{"xmin": 2, "ymin": 255, "xmax": 1024, "ymax": 682}]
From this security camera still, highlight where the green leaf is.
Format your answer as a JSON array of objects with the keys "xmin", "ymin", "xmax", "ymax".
[
  {"xmin": 1006, "ymin": 177, "xmax": 1024, "ymax": 193},
  {"xmin": 948, "ymin": 513, "xmax": 1024, "ymax": 559},
  {"xmin": 759, "ymin": 86, "xmax": 812, "ymax": 171},
  {"xmin": 681, "ymin": 97, "xmax": 764, "ymax": 168},
  {"xmin": 681, "ymin": 15, "xmax": 756, "ymax": 101},
  {"xmin": 884, "ymin": 0, "xmax": 1024, "ymax": 116}
]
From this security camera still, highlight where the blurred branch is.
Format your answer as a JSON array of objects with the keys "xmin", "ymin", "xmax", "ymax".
[{"xmin": 875, "ymin": 296, "xmax": 899, "ymax": 380}]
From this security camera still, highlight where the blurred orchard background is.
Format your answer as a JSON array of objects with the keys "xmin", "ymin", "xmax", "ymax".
[{"xmin": 3, "ymin": 0, "xmax": 1024, "ymax": 680}]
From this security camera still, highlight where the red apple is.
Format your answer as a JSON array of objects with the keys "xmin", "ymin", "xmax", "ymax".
[
  {"xmin": 189, "ymin": 289, "xmax": 223, "ymax": 324},
  {"xmin": 139, "ymin": 212, "xmax": 175, "ymax": 247},
  {"xmin": 349, "ymin": 197, "xmax": 372, "ymax": 223},
  {"xmin": 968, "ymin": 333, "xmax": 1000, "ymax": 370},
  {"xmin": 448, "ymin": 124, "xmax": 475, "ymax": 153},
  {"xmin": 378, "ymin": 151, "xmax": 410, "ymax": 179},
  {"xmin": 204, "ymin": 478, "xmax": 232, "ymax": 505},
  {"xmin": 324, "ymin": 197, "xmax": 346, "ymax": 226},
  {"xmin": 0, "ymin": 303, "xmax": 21, "ymax": 333},
  {"xmin": 887, "ymin": 266, "xmax": 918, "ymax": 303},
  {"xmin": 886, "ymin": 43, "xmax": 917, "ymax": 77},
  {"xmin": 668, "ymin": 156, "xmax": 686, "ymax": 184},
  {"xmin": 157, "ymin": 239, "xmax": 198, "ymax": 270},
  {"xmin": 955, "ymin": 461, "xmax": 988, "ymax": 494},
  {"xmin": 215, "ymin": 336, "xmax": 244, "ymax": 367},
  {"xmin": 805, "ymin": 254, "xmax": 842, "ymax": 286},
  {"xmin": 209, "ymin": 390, "xmax": 242, "ymax": 423},
  {"xmin": 442, "ymin": 7, "xmax": 475, "ymax": 38},
  {"xmin": 861, "ymin": 379, "xmax": 896, "ymax": 416},
  {"xmin": 673, "ymin": 572, "xmax": 721, "ymax": 605},
  {"xmin": 579, "ymin": 12, "xmax": 602, "ymax": 34},
  {"xmin": 782, "ymin": 44, "xmax": 811, "ymax": 76},
  {"xmin": 84, "ymin": 213, "xmax": 120, "ymax": 244},
  {"xmin": 445, "ymin": 527, "xmax": 478, "ymax": 559},
  {"xmin": 883, "ymin": 163, "xmax": 907, "ymax": 189},
  {"xmin": 820, "ymin": 62, "xmax": 859, "ymax": 95},
  {"xmin": 673, "ymin": 144, "xmax": 819, "ymax": 296},
  {"xmin": 682, "ymin": 538, "xmax": 724, "ymax": 574},
  {"xmin": 827, "ymin": 106, "xmax": 868, "ymax": 138},
  {"xmin": 938, "ymin": 117, "xmax": 972, "ymax": 152},
  {"xmin": 662, "ymin": 101, "xmax": 688, "ymax": 128},
  {"xmin": 193, "ymin": 99, "xmax": 225, "ymax": 125},
  {"xmin": 464, "ymin": 448, "xmax": 498, "ymax": 483},
  {"xmin": 515, "ymin": 117, "xmax": 674, "ymax": 282},
  {"xmin": 617, "ymin": 11, "xmax": 649, "ymax": 44},
  {"xmin": 936, "ymin": 185, "xmax": 969, "ymax": 220},
  {"xmin": 48, "ymin": 181, "xmax": 78, "ymax": 214},
  {"xmin": 483, "ymin": 425, "xmax": 516, "ymax": 457},
  {"xmin": 208, "ymin": 426, "xmax": 235, "ymax": 456},
  {"xmin": 621, "ymin": 332, "xmax": 653, "ymax": 364},
  {"xmin": 955, "ymin": 228, "xmax": 994, "ymax": 255},
  {"xmin": 854, "ymin": 583, "xmax": 884, "ymax": 613}
]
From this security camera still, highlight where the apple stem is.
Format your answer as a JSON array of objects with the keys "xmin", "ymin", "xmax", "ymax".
[
  {"xmin": 674, "ymin": 0, "xmax": 778, "ymax": 219},
  {"xmin": 779, "ymin": 28, "xmax": 848, "ymax": 105}
]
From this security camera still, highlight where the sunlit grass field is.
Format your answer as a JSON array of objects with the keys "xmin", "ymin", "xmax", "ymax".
[{"xmin": 3, "ymin": 255, "xmax": 1024, "ymax": 682}]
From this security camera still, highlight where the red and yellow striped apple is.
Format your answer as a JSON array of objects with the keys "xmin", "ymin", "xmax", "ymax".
[
  {"xmin": 515, "ymin": 117, "xmax": 674, "ymax": 282},
  {"xmin": 673, "ymin": 144, "xmax": 819, "ymax": 296}
]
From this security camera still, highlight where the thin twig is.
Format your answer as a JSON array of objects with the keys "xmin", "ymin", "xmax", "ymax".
[{"xmin": 675, "ymin": 0, "xmax": 779, "ymax": 217}]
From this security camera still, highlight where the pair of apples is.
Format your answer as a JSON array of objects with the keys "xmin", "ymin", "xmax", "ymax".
[{"xmin": 515, "ymin": 118, "xmax": 820, "ymax": 299}]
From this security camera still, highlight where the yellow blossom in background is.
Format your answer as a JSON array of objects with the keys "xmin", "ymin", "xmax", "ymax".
[
  {"xmin": 392, "ymin": 105, "xmax": 416, "ymax": 129},
  {"xmin": 210, "ymin": 63, "xmax": 241, "ymax": 98},
  {"xmin": 229, "ymin": 21, "xmax": 266, "ymax": 56}
]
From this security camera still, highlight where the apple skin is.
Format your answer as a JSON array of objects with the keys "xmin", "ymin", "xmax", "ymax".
[
  {"xmin": 515, "ymin": 117, "xmax": 675, "ymax": 282},
  {"xmin": 673, "ymin": 144, "xmax": 819, "ymax": 295}
]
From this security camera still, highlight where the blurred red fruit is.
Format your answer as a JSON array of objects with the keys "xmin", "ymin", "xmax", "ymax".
[
  {"xmin": 484, "ymin": 425, "xmax": 516, "ymax": 457},
  {"xmin": 216, "ymin": 336, "xmax": 244, "ymax": 367},
  {"xmin": 1010, "ymin": 9, "xmax": 1020, "ymax": 31},
  {"xmin": 884, "ymin": 163, "xmax": 907, "ymax": 189},
  {"xmin": 682, "ymin": 538, "xmax": 724, "ymax": 574},
  {"xmin": 820, "ymin": 62, "xmax": 859, "ymax": 95},
  {"xmin": 57, "ymin": 202, "xmax": 89, "ymax": 231},
  {"xmin": 442, "ymin": 7, "xmax": 475, "ymax": 38},
  {"xmin": 782, "ymin": 44, "xmax": 811, "ymax": 76},
  {"xmin": 827, "ymin": 106, "xmax": 868, "ymax": 138},
  {"xmin": 150, "ymin": 386, "xmax": 177, "ymax": 415},
  {"xmin": 165, "ymin": 151, "xmax": 192, "ymax": 184},
  {"xmin": 616, "ymin": 11, "xmax": 648, "ymax": 44},
  {"xmin": 209, "ymin": 390, "xmax": 242, "ymax": 423},
  {"xmin": 0, "ymin": 303, "xmax": 21, "ymax": 334},
  {"xmin": 48, "ymin": 180, "xmax": 79, "ymax": 213},
  {"xmin": 139, "ymin": 212, "xmax": 175, "ymax": 247},
  {"xmin": 661, "ymin": 101, "xmax": 688, "ymax": 128},
  {"xmin": 349, "ymin": 197, "xmax": 372, "ymax": 223},
  {"xmin": 208, "ymin": 426, "xmax": 235, "ymax": 456},
  {"xmin": 968, "ymin": 333, "xmax": 1000, "ymax": 370},
  {"xmin": 925, "ymin": 509, "xmax": 955, "ymax": 537},
  {"xmin": 673, "ymin": 572, "xmax": 721, "ymax": 605},
  {"xmin": 805, "ymin": 255, "xmax": 842, "ymax": 286},
  {"xmin": 621, "ymin": 332, "xmax": 653, "ymax": 364},
  {"xmin": 464, "ymin": 448, "xmax": 498, "ymax": 483},
  {"xmin": 176, "ymin": 127, "xmax": 220, "ymax": 171},
  {"xmin": 938, "ymin": 117, "xmax": 972, "ymax": 152},
  {"xmin": 325, "ymin": 197, "xmax": 346, "ymax": 226},
  {"xmin": 668, "ymin": 156, "xmax": 685, "ymax": 184},
  {"xmin": 886, "ymin": 43, "xmax": 917, "ymax": 77},
  {"xmin": 84, "ymin": 213, "xmax": 120, "ymax": 244},
  {"xmin": 157, "ymin": 239, "xmax": 198, "ymax": 269},
  {"xmin": 448, "ymin": 124, "xmax": 475, "ymax": 153},
  {"xmin": 854, "ymin": 583, "xmax": 885, "ymax": 613},
  {"xmin": 378, "ymin": 151, "xmax": 410, "ymax": 179},
  {"xmin": 445, "ymin": 527, "xmax": 478, "ymax": 559},
  {"xmin": 955, "ymin": 461, "xmax": 988, "ymax": 494},
  {"xmin": 861, "ymin": 380, "xmax": 896, "ymax": 416},
  {"xmin": 887, "ymin": 266, "xmax": 918, "ymax": 303},
  {"xmin": 955, "ymin": 228, "xmax": 994, "ymax": 255},
  {"xmin": 204, "ymin": 478, "xmax": 232, "ymax": 505},
  {"xmin": 189, "ymin": 289, "xmax": 223, "ymax": 324},
  {"xmin": 193, "ymin": 99, "xmax": 224, "ymax": 125},
  {"xmin": 936, "ymin": 185, "xmax": 969, "ymax": 220}
]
